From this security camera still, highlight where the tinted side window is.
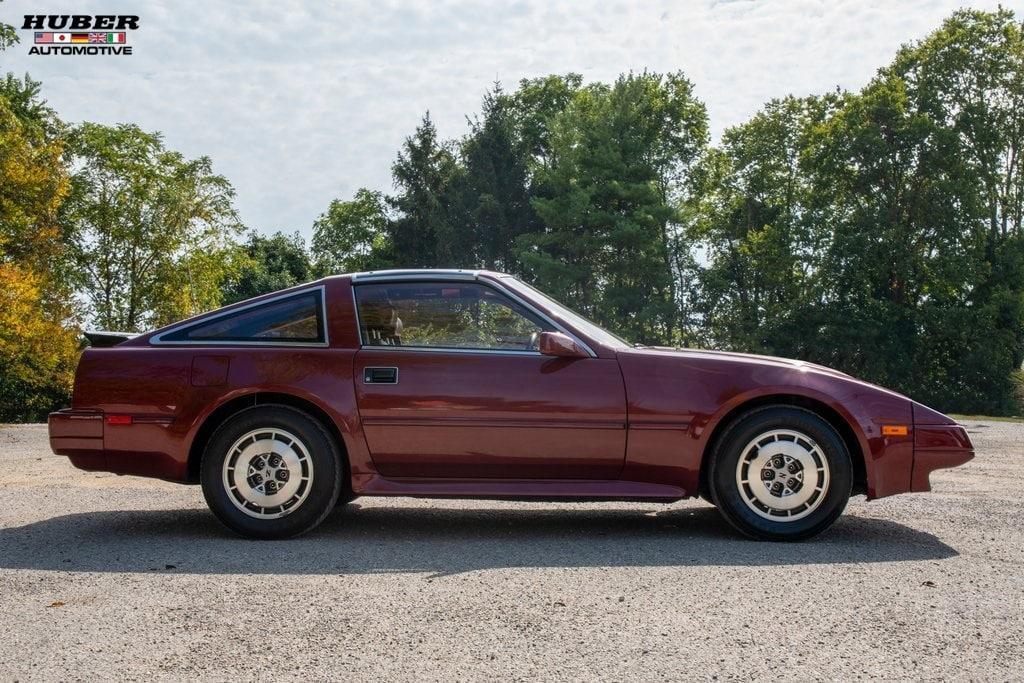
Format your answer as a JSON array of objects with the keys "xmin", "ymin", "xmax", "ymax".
[
  {"xmin": 355, "ymin": 282, "xmax": 551, "ymax": 351},
  {"xmin": 161, "ymin": 291, "xmax": 325, "ymax": 343}
]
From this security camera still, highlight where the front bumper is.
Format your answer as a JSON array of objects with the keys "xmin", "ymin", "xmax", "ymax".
[{"xmin": 911, "ymin": 423, "xmax": 974, "ymax": 492}]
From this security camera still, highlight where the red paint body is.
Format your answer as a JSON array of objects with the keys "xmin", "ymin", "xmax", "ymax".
[{"xmin": 48, "ymin": 271, "xmax": 974, "ymax": 502}]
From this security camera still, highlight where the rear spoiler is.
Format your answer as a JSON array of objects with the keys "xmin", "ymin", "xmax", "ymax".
[{"xmin": 83, "ymin": 330, "xmax": 137, "ymax": 348}]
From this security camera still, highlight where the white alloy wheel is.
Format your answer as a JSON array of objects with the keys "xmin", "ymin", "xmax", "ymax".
[
  {"xmin": 734, "ymin": 429, "xmax": 831, "ymax": 522},
  {"xmin": 221, "ymin": 428, "xmax": 314, "ymax": 519}
]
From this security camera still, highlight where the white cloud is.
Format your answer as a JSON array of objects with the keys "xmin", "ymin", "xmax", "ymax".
[{"xmin": 0, "ymin": 0, "xmax": 1004, "ymax": 238}]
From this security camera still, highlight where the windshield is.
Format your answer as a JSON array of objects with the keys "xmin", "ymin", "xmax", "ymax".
[{"xmin": 503, "ymin": 277, "xmax": 632, "ymax": 350}]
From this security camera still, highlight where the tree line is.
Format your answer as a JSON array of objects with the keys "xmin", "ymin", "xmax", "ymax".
[{"xmin": 1, "ymin": 8, "xmax": 1022, "ymax": 421}]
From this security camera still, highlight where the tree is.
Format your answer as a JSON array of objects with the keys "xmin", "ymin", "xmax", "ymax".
[
  {"xmin": 457, "ymin": 84, "xmax": 537, "ymax": 275},
  {"xmin": 222, "ymin": 231, "xmax": 312, "ymax": 304},
  {"xmin": 511, "ymin": 73, "xmax": 584, "ymax": 169},
  {"xmin": 0, "ymin": 94, "xmax": 69, "ymax": 280},
  {"xmin": 311, "ymin": 188, "xmax": 391, "ymax": 275},
  {"xmin": 687, "ymin": 96, "xmax": 838, "ymax": 353},
  {"xmin": 388, "ymin": 113, "xmax": 467, "ymax": 268},
  {"xmin": 885, "ymin": 8, "xmax": 1024, "ymax": 413},
  {"xmin": 0, "ymin": 12, "xmax": 17, "ymax": 53},
  {"xmin": 801, "ymin": 9, "xmax": 1024, "ymax": 414},
  {"xmin": 0, "ymin": 73, "xmax": 62, "ymax": 140},
  {"xmin": 690, "ymin": 8, "xmax": 1024, "ymax": 414},
  {"xmin": 66, "ymin": 123, "xmax": 243, "ymax": 331},
  {"xmin": 0, "ymin": 79, "xmax": 78, "ymax": 421},
  {"xmin": 522, "ymin": 72, "xmax": 709, "ymax": 344},
  {"xmin": 0, "ymin": 263, "xmax": 79, "ymax": 421},
  {"xmin": 0, "ymin": 19, "xmax": 72, "ymax": 302}
]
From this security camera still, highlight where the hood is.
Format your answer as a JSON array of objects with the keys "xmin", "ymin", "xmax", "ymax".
[
  {"xmin": 617, "ymin": 346, "xmax": 959, "ymax": 429},
  {"xmin": 622, "ymin": 345, "xmax": 916, "ymax": 404},
  {"xmin": 635, "ymin": 346, "xmax": 853, "ymax": 379}
]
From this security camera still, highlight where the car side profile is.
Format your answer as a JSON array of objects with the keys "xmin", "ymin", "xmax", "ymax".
[{"xmin": 48, "ymin": 269, "xmax": 974, "ymax": 540}]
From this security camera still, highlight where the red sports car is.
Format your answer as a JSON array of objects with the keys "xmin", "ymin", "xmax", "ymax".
[{"xmin": 48, "ymin": 269, "xmax": 974, "ymax": 540}]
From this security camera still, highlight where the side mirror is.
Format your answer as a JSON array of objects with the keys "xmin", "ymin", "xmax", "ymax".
[{"xmin": 537, "ymin": 331, "xmax": 588, "ymax": 358}]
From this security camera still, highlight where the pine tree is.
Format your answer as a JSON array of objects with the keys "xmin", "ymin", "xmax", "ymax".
[
  {"xmin": 388, "ymin": 113, "xmax": 466, "ymax": 268},
  {"xmin": 459, "ymin": 84, "xmax": 536, "ymax": 274},
  {"xmin": 523, "ymin": 72, "xmax": 708, "ymax": 344}
]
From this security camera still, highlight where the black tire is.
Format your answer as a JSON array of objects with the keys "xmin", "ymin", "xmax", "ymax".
[
  {"xmin": 201, "ymin": 405, "xmax": 343, "ymax": 539},
  {"xmin": 709, "ymin": 406, "xmax": 852, "ymax": 541}
]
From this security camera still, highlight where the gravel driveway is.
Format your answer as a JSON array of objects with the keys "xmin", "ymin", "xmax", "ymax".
[{"xmin": 1, "ymin": 420, "xmax": 1021, "ymax": 681}]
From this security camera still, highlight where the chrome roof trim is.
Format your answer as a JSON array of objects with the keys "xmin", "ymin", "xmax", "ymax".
[{"xmin": 351, "ymin": 269, "xmax": 486, "ymax": 283}]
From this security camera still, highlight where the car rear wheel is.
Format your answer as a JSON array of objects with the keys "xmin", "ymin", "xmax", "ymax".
[
  {"xmin": 709, "ymin": 406, "xmax": 852, "ymax": 541},
  {"xmin": 201, "ymin": 405, "xmax": 343, "ymax": 539}
]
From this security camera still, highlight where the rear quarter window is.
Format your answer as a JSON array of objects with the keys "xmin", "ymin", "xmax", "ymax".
[{"xmin": 157, "ymin": 290, "xmax": 326, "ymax": 343}]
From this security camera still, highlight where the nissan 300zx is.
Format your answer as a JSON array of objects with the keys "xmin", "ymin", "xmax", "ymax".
[{"xmin": 48, "ymin": 269, "xmax": 974, "ymax": 540}]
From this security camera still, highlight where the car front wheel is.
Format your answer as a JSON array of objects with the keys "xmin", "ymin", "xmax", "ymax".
[
  {"xmin": 201, "ymin": 405, "xmax": 343, "ymax": 539},
  {"xmin": 709, "ymin": 406, "xmax": 852, "ymax": 541}
]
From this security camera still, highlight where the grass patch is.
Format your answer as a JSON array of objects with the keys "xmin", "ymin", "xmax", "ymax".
[{"xmin": 950, "ymin": 414, "xmax": 1024, "ymax": 424}]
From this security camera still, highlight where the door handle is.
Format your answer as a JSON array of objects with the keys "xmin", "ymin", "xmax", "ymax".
[{"xmin": 363, "ymin": 366, "xmax": 399, "ymax": 384}]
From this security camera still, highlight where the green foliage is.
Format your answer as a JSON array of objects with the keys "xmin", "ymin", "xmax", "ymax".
[
  {"xmin": 388, "ymin": 113, "xmax": 468, "ymax": 268},
  {"xmin": 311, "ymin": 188, "xmax": 391, "ymax": 276},
  {"xmin": 0, "ymin": 80, "xmax": 77, "ymax": 421},
  {"xmin": 1012, "ymin": 369, "xmax": 1024, "ymax": 412},
  {"xmin": 691, "ymin": 8, "xmax": 1024, "ymax": 415},
  {"xmin": 222, "ymin": 231, "xmax": 312, "ymax": 304},
  {"xmin": 686, "ymin": 95, "xmax": 838, "ymax": 352},
  {"xmin": 0, "ymin": 45, "xmax": 73, "ymax": 305},
  {"xmin": 511, "ymin": 74, "xmax": 584, "ymax": 167},
  {"xmin": 0, "ymin": 263, "xmax": 79, "ymax": 421},
  {"xmin": 523, "ymin": 71, "xmax": 709, "ymax": 344},
  {"xmin": 456, "ymin": 84, "xmax": 537, "ymax": 274},
  {"xmin": 0, "ymin": 94, "xmax": 68, "ymax": 274},
  {"xmin": 0, "ymin": 13, "xmax": 17, "ymax": 53},
  {"xmin": 0, "ymin": 74, "xmax": 63, "ymax": 141},
  {"xmin": 65, "ymin": 123, "xmax": 243, "ymax": 331}
]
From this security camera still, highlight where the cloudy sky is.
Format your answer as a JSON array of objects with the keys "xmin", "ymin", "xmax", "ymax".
[{"xmin": 1, "ymin": 0, "xmax": 1004, "ymax": 238}]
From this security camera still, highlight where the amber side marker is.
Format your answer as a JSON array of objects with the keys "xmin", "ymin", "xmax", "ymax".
[{"xmin": 881, "ymin": 425, "xmax": 909, "ymax": 436}]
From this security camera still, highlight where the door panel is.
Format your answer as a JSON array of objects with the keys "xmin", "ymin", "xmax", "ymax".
[{"xmin": 354, "ymin": 349, "xmax": 627, "ymax": 479}]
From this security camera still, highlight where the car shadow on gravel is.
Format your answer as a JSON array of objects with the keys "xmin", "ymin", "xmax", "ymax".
[{"xmin": 0, "ymin": 504, "xmax": 957, "ymax": 576}]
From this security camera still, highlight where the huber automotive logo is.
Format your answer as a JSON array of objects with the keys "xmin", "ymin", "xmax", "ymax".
[{"xmin": 22, "ymin": 15, "xmax": 138, "ymax": 55}]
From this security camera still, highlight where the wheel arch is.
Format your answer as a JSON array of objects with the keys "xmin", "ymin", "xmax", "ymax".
[
  {"xmin": 697, "ymin": 393, "xmax": 868, "ymax": 500},
  {"xmin": 186, "ymin": 391, "xmax": 351, "ymax": 488}
]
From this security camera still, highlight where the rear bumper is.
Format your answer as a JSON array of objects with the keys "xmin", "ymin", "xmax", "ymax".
[
  {"xmin": 911, "ymin": 424, "xmax": 974, "ymax": 492},
  {"xmin": 48, "ymin": 408, "xmax": 187, "ymax": 480},
  {"xmin": 48, "ymin": 409, "xmax": 106, "ymax": 471}
]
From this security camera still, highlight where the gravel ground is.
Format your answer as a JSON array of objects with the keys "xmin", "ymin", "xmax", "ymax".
[{"xmin": 1, "ymin": 420, "xmax": 1022, "ymax": 682}]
